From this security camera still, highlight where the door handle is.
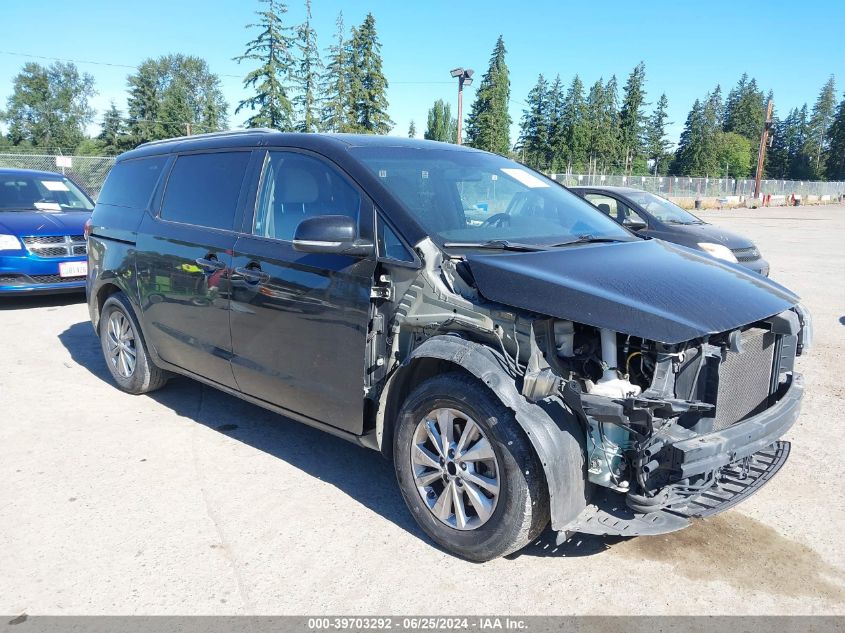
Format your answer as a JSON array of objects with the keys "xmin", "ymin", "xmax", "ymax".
[
  {"xmin": 195, "ymin": 256, "xmax": 225, "ymax": 271},
  {"xmin": 234, "ymin": 266, "xmax": 269, "ymax": 284}
]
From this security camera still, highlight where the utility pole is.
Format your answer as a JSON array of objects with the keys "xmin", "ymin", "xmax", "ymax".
[
  {"xmin": 450, "ymin": 68, "xmax": 474, "ymax": 145},
  {"xmin": 753, "ymin": 100, "xmax": 774, "ymax": 199},
  {"xmin": 185, "ymin": 122, "xmax": 192, "ymax": 136}
]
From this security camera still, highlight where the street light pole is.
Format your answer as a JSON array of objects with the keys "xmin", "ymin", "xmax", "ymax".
[{"xmin": 450, "ymin": 68, "xmax": 474, "ymax": 145}]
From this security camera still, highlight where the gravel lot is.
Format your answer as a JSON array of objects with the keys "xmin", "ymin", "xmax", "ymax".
[{"xmin": 1, "ymin": 205, "xmax": 843, "ymax": 616}]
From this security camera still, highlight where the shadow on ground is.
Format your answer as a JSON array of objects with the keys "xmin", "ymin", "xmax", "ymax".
[
  {"xmin": 57, "ymin": 320, "xmax": 427, "ymax": 546},
  {"xmin": 0, "ymin": 291, "xmax": 85, "ymax": 311}
]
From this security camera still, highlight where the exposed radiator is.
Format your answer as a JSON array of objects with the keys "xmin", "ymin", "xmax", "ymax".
[{"xmin": 712, "ymin": 328, "xmax": 776, "ymax": 431}]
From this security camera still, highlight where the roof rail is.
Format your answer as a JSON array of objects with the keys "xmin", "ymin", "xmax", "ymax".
[{"xmin": 138, "ymin": 128, "xmax": 277, "ymax": 148}]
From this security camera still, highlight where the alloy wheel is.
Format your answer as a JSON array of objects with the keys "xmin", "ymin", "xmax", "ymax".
[
  {"xmin": 410, "ymin": 407, "xmax": 501, "ymax": 530},
  {"xmin": 106, "ymin": 311, "xmax": 137, "ymax": 378}
]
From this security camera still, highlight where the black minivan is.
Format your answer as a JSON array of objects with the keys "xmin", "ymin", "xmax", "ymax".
[{"xmin": 87, "ymin": 130, "xmax": 810, "ymax": 561}]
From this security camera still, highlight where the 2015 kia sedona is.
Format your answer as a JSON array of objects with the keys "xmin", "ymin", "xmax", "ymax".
[{"xmin": 87, "ymin": 131, "xmax": 810, "ymax": 561}]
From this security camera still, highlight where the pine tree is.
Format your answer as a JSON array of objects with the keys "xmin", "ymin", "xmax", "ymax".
[
  {"xmin": 826, "ymin": 92, "xmax": 845, "ymax": 180},
  {"xmin": 724, "ymin": 74, "xmax": 765, "ymax": 145},
  {"xmin": 619, "ymin": 62, "xmax": 647, "ymax": 173},
  {"xmin": 604, "ymin": 75, "xmax": 621, "ymax": 168},
  {"xmin": 645, "ymin": 93, "xmax": 672, "ymax": 175},
  {"xmin": 465, "ymin": 36, "xmax": 511, "ymax": 155},
  {"xmin": 322, "ymin": 12, "xmax": 352, "ymax": 132},
  {"xmin": 293, "ymin": 0, "xmax": 323, "ymax": 132},
  {"xmin": 424, "ymin": 99, "xmax": 456, "ymax": 142},
  {"xmin": 97, "ymin": 102, "xmax": 128, "ymax": 154},
  {"xmin": 672, "ymin": 90, "xmax": 721, "ymax": 176},
  {"xmin": 789, "ymin": 104, "xmax": 812, "ymax": 179},
  {"xmin": 347, "ymin": 13, "xmax": 392, "ymax": 134},
  {"xmin": 546, "ymin": 75, "xmax": 566, "ymax": 171},
  {"xmin": 518, "ymin": 74, "xmax": 551, "ymax": 169},
  {"xmin": 766, "ymin": 109, "xmax": 790, "ymax": 178},
  {"xmin": 585, "ymin": 78, "xmax": 618, "ymax": 172},
  {"xmin": 234, "ymin": 0, "xmax": 296, "ymax": 130},
  {"xmin": 709, "ymin": 85, "xmax": 724, "ymax": 129},
  {"xmin": 408, "ymin": 120, "xmax": 416, "ymax": 138},
  {"xmin": 560, "ymin": 75, "xmax": 588, "ymax": 171},
  {"xmin": 804, "ymin": 75, "xmax": 837, "ymax": 178}
]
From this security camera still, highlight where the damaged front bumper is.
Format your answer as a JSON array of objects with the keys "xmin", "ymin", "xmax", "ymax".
[
  {"xmin": 561, "ymin": 373, "xmax": 803, "ymax": 538},
  {"xmin": 562, "ymin": 441, "xmax": 791, "ymax": 539}
]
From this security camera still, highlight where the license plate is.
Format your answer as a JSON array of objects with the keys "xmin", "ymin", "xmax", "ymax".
[{"xmin": 59, "ymin": 261, "xmax": 88, "ymax": 278}]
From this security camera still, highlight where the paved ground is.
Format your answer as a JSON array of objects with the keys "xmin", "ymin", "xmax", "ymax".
[{"xmin": 1, "ymin": 205, "xmax": 844, "ymax": 615}]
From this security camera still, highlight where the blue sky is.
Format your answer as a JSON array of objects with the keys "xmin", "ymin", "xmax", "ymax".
[{"xmin": 1, "ymin": 0, "xmax": 843, "ymax": 148}]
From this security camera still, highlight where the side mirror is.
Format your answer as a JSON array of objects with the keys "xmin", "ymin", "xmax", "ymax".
[
  {"xmin": 624, "ymin": 219, "xmax": 647, "ymax": 231},
  {"xmin": 292, "ymin": 215, "xmax": 373, "ymax": 256}
]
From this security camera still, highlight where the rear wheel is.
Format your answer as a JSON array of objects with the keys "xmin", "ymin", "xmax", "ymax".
[
  {"xmin": 99, "ymin": 293, "xmax": 169, "ymax": 394},
  {"xmin": 394, "ymin": 372, "xmax": 549, "ymax": 561}
]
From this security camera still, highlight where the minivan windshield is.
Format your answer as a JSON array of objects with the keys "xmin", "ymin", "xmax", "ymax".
[
  {"xmin": 0, "ymin": 174, "xmax": 94, "ymax": 212},
  {"xmin": 625, "ymin": 191, "xmax": 703, "ymax": 225},
  {"xmin": 351, "ymin": 147, "xmax": 633, "ymax": 248}
]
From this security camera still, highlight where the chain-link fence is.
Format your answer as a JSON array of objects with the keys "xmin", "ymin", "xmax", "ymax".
[
  {"xmin": 551, "ymin": 172, "xmax": 845, "ymax": 200},
  {"xmin": 0, "ymin": 153, "xmax": 116, "ymax": 198}
]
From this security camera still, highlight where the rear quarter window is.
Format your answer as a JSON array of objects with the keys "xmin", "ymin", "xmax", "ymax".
[
  {"xmin": 159, "ymin": 152, "xmax": 250, "ymax": 231},
  {"xmin": 97, "ymin": 156, "xmax": 168, "ymax": 209}
]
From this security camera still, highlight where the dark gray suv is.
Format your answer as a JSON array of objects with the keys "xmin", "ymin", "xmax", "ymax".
[{"xmin": 87, "ymin": 131, "xmax": 810, "ymax": 561}]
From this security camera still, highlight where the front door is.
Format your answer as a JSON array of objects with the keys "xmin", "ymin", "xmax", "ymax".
[
  {"xmin": 229, "ymin": 150, "xmax": 376, "ymax": 434},
  {"xmin": 135, "ymin": 150, "xmax": 254, "ymax": 388}
]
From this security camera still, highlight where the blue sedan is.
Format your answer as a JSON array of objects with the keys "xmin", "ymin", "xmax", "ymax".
[{"xmin": 0, "ymin": 168, "xmax": 94, "ymax": 295}]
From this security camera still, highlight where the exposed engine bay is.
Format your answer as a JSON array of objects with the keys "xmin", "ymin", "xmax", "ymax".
[{"xmin": 368, "ymin": 238, "xmax": 810, "ymax": 536}]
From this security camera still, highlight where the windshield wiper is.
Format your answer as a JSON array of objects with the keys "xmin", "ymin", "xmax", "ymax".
[
  {"xmin": 442, "ymin": 239, "xmax": 543, "ymax": 252},
  {"xmin": 546, "ymin": 234, "xmax": 629, "ymax": 248}
]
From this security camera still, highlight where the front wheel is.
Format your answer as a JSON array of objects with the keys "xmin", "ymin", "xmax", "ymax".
[{"xmin": 393, "ymin": 372, "xmax": 549, "ymax": 561}]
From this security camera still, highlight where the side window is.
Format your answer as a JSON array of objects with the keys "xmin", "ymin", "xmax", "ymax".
[
  {"xmin": 584, "ymin": 193, "xmax": 619, "ymax": 220},
  {"xmin": 584, "ymin": 193, "xmax": 647, "ymax": 228},
  {"xmin": 377, "ymin": 215, "xmax": 415, "ymax": 262},
  {"xmin": 160, "ymin": 152, "xmax": 250, "ymax": 230},
  {"xmin": 619, "ymin": 204, "xmax": 648, "ymax": 228},
  {"xmin": 254, "ymin": 151, "xmax": 360, "ymax": 241},
  {"xmin": 97, "ymin": 156, "xmax": 168, "ymax": 209}
]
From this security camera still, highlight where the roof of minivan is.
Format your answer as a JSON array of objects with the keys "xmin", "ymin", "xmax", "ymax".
[
  {"xmin": 118, "ymin": 130, "xmax": 481, "ymax": 162},
  {"xmin": 115, "ymin": 130, "xmax": 489, "ymax": 247}
]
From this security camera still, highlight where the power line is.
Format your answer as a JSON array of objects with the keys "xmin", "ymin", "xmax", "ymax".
[
  {"xmin": 0, "ymin": 50, "xmax": 462, "ymax": 86},
  {"xmin": 0, "ymin": 50, "xmax": 242, "ymax": 79}
]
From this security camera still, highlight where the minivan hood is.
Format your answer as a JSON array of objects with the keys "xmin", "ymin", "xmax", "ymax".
[
  {"xmin": 663, "ymin": 222, "xmax": 755, "ymax": 249},
  {"xmin": 0, "ymin": 210, "xmax": 91, "ymax": 235},
  {"xmin": 465, "ymin": 239, "xmax": 798, "ymax": 344}
]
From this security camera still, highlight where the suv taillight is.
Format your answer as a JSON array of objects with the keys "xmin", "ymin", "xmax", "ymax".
[{"xmin": 83, "ymin": 218, "xmax": 93, "ymax": 240}]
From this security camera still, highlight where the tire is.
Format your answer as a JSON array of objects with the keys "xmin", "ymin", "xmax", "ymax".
[
  {"xmin": 99, "ymin": 292, "xmax": 169, "ymax": 395},
  {"xmin": 393, "ymin": 372, "xmax": 550, "ymax": 562}
]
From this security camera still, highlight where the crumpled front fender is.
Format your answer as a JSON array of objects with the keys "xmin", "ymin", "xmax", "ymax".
[{"xmin": 387, "ymin": 334, "xmax": 589, "ymax": 530}]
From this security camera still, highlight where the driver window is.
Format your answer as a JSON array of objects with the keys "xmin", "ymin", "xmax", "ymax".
[
  {"xmin": 254, "ymin": 151, "xmax": 360, "ymax": 241},
  {"xmin": 584, "ymin": 194, "xmax": 646, "ymax": 228}
]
